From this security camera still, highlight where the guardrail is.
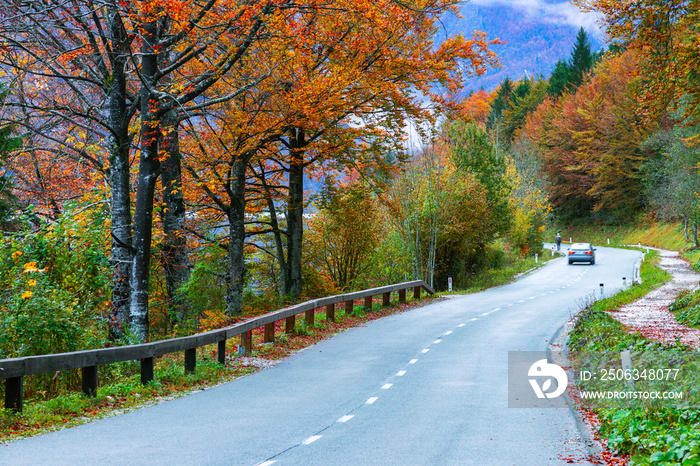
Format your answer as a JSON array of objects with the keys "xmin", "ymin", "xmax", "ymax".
[{"xmin": 0, "ymin": 280, "xmax": 435, "ymax": 412}]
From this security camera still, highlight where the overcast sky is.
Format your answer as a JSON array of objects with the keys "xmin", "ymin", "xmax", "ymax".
[{"xmin": 466, "ymin": 0, "xmax": 604, "ymax": 38}]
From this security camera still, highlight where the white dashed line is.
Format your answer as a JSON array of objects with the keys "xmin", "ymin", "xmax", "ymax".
[
  {"xmin": 256, "ymin": 461, "xmax": 276, "ymax": 466},
  {"xmin": 421, "ymin": 349, "xmax": 430, "ymax": 353},
  {"xmin": 457, "ymin": 324, "xmax": 466, "ymax": 327},
  {"xmin": 493, "ymin": 308, "xmax": 501, "ymax": 312},
  {"xmin": 471, "ymin": 318, "xmax": 478, "ymax": 321},
  {"xmin": 381, "ymin": 383, "xmax": 393, "ymax": 390},
  {"xmin": 409, "ymin": 359, "xmax": 418, "ymax": 364},
  {"xmin": 302, "ymin": 435, "xmax": 322, "ymax": 445},
  {"xmin": 338, "ymin": 415, "xmax": 354, "ymax": 423},
  {"xmin": 507, "ymin": 304, "xmax": 513, "ymax": 307},
  {"xmin": 434, "ymin": 339, "xmax": 442, "ymax": 344},
  {"xmin": 517, "ymin": 300, "xmax": 524, "ymax": 303},
  {"xmin": 444, "ymin": 330, "xmax": 453, "ymax": 335},
  {"xmin": 366, "ymin": 397, "xmax": 378, "ymax": 404},
  {"xmin": 397, "ymin": 370, "xmax": 406, "ymax": 376},
  {"xmin": 480, "ymin": 312, "xmax": 489, "ymax": 316},
  {"xmin": 528, "ymin": 296, "xmax": 536, "ymax": 300}
]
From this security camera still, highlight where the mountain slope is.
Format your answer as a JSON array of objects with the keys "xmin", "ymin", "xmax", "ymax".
[{"xmin": 438, "ymin": 2, "xmax": 606, "ymax": 93}]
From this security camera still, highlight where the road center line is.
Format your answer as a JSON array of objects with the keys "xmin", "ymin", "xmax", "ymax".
[
  {"xmin": 457, "ymin": 324, "xmax": 465, "ymax": 327},
  {"xmin": 366, "ymin": 397, "xmax": 378, "ymax": 404},
  {"xmin": 337, "ymin": 415, "xmax": 354, "ymax": 423},
  {"xmin": 444, "ymin": 330, "xmax": 453, "ymax": 335},
  {"xmin": 381, "ymin": 383, "xmax": 393, "ymax": 390},
  {"xmin": 409, "ymin": 359, "xmax": 418, "ymax": 364},
  {"xmin": 421, "ymin": 348, "xmax": 430, "ymax": 353},
  {"xmin": 397, "ymin": 370, "xmax": 406, "ymax": 376},
  {"xmin": 302, "ymin": 435, "xmax": 322, "ymax": 445},
  {"xmin": 255, "ymin": 461, "xmax": 276, "ymax": 466},
  {"xmin": 433, "ymin": 339, "xmax": 442, "ymax": 344}
]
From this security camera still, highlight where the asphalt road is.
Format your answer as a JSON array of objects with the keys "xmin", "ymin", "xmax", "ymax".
[{"xmin": 0, "ymin": 246, "xmax": 643, "ymax": 465}]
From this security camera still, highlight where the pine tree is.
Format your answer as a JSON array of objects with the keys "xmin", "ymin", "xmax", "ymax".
[
  {"xmin": 486, "ymin": 77, "xmax": 514, "ymax": 132},
  {"xmin": 567, "ymin": 27, "xmax": 594, "ymax": 88},
  {"xmin": 548, "ymin": 60, "xmax": 570, "ymax": 96}
]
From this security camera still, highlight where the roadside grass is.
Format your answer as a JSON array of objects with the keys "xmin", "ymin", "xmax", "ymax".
[
  {"xmin": 445, "ymin": 247, "xmax": 557, "ymax": 295},
  {"xmin": 568, "ymin": 250, "xmax": 700, "ymax": 464},
  {"xmin": 548, "ymin": 221, "xmax": 689, "ymax": 252},
  {"xmin": 0, "ymin": 296, "xmax": 436, "ymax": 443},
  {"xmin": 668, "ymin": 287, "xmax": 700, "ymax": 329}
]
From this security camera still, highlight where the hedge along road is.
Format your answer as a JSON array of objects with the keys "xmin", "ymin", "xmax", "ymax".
[{"xmin": 0, "ymin": 246, "xmax": 642, "ymax": 465}]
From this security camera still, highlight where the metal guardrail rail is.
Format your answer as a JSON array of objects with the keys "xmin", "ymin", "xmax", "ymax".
[{"xmin": 1, "ymin": 280, "xmax": 434, "ymax": 412}]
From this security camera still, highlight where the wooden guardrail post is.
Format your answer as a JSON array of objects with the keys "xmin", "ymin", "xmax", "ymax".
[
  {"xmin": 326, "ymin": 304, "xmax": 335, "ymax": 322},
  {"xmin": 141, "ymin": 357, "xmax": 154, "ymax": 385},
  {"xmin": 414, "ymin": 286, "xmax": 421, "ymax": 300},
  {"xmin": 305, "ymin": 308, "xmax": 315, "ymax": 327},
  {"xmin": 5, "ymin": 376, "xmax": 23, "ymax": 413},
  {"xmin": 218, "ymin": 339, "xmax": 226, "ymax": 365},
  {"xmin": 285, "ymin": 315, "xmax": 296, "ymax": 333},
  {"xmin": 383, "ymin": 292, "xmax": 391, "ymax": 306},
  {"xmin": 399, "ymin": 288, "xmax": 406, "ymax": 303},
  {"xmin": 241, "ymin": 331, "xmax": 252, "ymax": 354},
  {"xmin": 364, "ymin": 296, "xmax": 372, "ymax": 311},
  {"xmin": 264, "ymin": 322, "xmax": 275, "ymax": 343},
  {"xmin": 185, "ymin": 348, "xmax": 196, "ymax": 374},
  {"xmin": 82, "ymin": 365, "xmax": 98, "ymax": 397},
  {"xmin": 345, "ymin": 299, "xmax": 353, "ymax": 315}
]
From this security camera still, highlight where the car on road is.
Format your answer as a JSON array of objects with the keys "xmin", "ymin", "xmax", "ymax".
[{"xmin": 567, "ymin": 243, "xmax": 596, "ymax": 265}]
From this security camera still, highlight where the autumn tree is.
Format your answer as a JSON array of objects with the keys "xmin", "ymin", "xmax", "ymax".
[
  {"xmin": 574, "ymin": 0, "xmax": 700, "ymax": 132},
  {"xmin": 385, "ymin": 143, "xmax": 491, "ymax": 289},
  {"xmin": 182, "ymin": 0, "xmax": 499, "ymax": 315},
  {"xmin": 1, "ymin": 0, "xmax": 300, "ymax": 341},
  {"xmin": 455, "ymin": 89, "xmax": 493, "ymax": 125},
  {"xmin": 445, "ymin": 120, "xmax": 511, "ymax": 234},
  {"xmin": 525, "ymin": 49, "xmax": 656, "ymax": 221},
  {"xmin": 305, "ymin": 182, "xmax": 381, "ymax": 290},
  {"xmin": 643, "ymin": 117, "xmax": 700, "ymax": 245},
  {"xmin": 0, "ymin": 1, "xmax": 139, "ymax": 339}
]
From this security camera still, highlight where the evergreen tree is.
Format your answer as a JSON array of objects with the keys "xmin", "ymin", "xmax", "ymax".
[
  {"xmin": 486, "ymin": 77, "xmax": 514, "ymax": 133},
  {"xmin": 548, "ymin": 60, "xmax": 570, "ymax": 96},
  {"xmin": 568, "ymin": 27, "xmax": 594, "ymax": 88}
]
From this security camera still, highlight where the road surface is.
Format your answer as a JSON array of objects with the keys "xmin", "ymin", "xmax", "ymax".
[{"xmin": 0, "ymin": 246, "xmax": 643, "ymax": 465}]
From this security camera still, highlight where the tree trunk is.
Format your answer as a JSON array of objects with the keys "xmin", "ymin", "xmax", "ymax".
[
  {"xmin": 160, "ymin": 109, "xmax": 192, "ymax": 330},
  {"xmin": 130, "ymin": 20, "xmax": 160, "ymax": 342},
  {"xmin": 107, "ymin": 6, "xmax": 133, "ymax": 341},
  {"xmin": 286, "ymin": 128, "xmax": 305, "ymax": 300},
  {"xmin": 225, "ymin": 157, "xmax": 249, "ymax": 317},
  {"xmin": 257, "ymin": 162, "xmax": 288, "ymax": 296}
]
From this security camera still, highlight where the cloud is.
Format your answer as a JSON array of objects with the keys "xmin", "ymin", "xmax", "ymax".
[{"xmin": 468, "ymin": 0, "xmax": 604, "ymax": 37}]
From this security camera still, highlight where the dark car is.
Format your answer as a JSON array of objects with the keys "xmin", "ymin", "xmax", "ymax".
[{"xmin": 567, "ymin": 243, "xmax": 596, "ymax": 265}]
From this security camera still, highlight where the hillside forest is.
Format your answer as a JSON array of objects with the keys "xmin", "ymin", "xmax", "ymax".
[{"xmin": 0, "ymin": 1, "xmax": 698, "ymax": 360}]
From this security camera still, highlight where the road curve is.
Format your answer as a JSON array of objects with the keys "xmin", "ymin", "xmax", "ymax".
[{"xmin": 0, "ymin": 246, "xmax": 643, "ymax": 465}]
